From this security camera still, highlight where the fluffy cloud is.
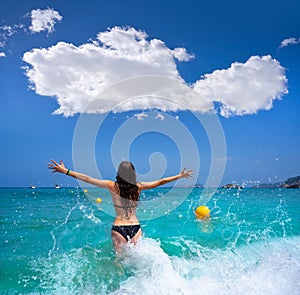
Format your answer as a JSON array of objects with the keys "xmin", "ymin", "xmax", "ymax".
[
  {"xmin": 0, "ymin": 8, "xmax": 61, "ymax": 52},
  {"xmin": 194, "ymin": 55, "xmax": 288, "ymax": 117},
  {"xmin": 23, "ymin": 26, "xmax": 198, "ymax": 116},
  {"xmin": 0, "ymin": 52, "xmax": 6, "ymax": 57},
  {"xmin": 172, "ymin": 47, "xmax": 194, "ymax": 61},
  {"xmin": 29, "ymin": 8, "xmax": 62, "ymax": 34},
  {"xmin": 280, "ymin": 37, "xmax": 300, "ymax": 48},
  {"xmin": 22, "ymin": 26, "xmax": 288, "ymax": 117}
]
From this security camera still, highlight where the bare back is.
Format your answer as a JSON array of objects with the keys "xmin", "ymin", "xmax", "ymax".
[{"xmin": 108, "ymin": 181, "xmax": 140, "ymax": 226}]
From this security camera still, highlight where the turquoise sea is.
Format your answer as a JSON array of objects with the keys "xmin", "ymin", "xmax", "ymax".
[{"xmin": 1, "ymin": 187, "xmax": 300, "ymax": 295}]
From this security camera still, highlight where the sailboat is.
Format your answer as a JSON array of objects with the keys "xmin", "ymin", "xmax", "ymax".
[
  {"xmin": 29, "ymin": 177, "xmax": 36, "ymax": 189},
  {"xmin": 54, "ymin": 175, "xmax": 61, "ymax": 188}
]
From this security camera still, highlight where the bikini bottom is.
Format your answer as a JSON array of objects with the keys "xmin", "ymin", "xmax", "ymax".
[{"xmin": 111, "ymin": 224, "xmax": 141, "ymax": 241}]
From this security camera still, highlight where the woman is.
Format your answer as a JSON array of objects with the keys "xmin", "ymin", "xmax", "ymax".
[{"xmin": 48, "ymin": 160, "xmax": 193, "ymax": 252}]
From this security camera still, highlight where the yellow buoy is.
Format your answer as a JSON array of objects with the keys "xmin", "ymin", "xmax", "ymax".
[
  {"xmin": 195, "ymin": 206, "xmax": 210, "ymax": 220},
  {"xmin": 83, "ymin": 189, "xmax": 88, "ymax": 193},
  {"xmin": 96, "ymin": 197, "xmax": 102, "ymax": 203}
]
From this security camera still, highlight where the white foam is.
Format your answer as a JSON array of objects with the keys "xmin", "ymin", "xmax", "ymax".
[
  {"xmin": 115, "ymin": 238, "xmax": 196, "ymax": 294},
  {"xmin": 113, "ymin": 236, "xmax": 300, "ymax": 295},
  {"xmin": 31, "ymin": 236, "xmax": 300, "ymax": 295},
  {"xmin": 31, "ymin": 247, "xmax": 116, "ymax": 295}
]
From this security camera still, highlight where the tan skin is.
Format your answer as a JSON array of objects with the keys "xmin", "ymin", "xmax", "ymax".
[{"xmin": 48, "ymin": 159, "xmax": 193, "ymax": 253}]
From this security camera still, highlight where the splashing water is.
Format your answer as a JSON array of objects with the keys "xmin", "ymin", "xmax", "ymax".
[{"xmin": 1, "ymin": 187, "xmax": 299, "ymax": 294}]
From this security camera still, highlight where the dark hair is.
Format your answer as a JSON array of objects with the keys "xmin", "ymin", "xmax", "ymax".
[{"xmin": 115, "ymin": 161, "xmax": 139, "ymax": 217}]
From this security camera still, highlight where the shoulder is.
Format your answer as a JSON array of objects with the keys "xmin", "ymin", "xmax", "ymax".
[
  {"xmin": 105, "ymin": 180, "xmax": 116, "ymax": 190},
  {"xmin": 137, "ymin": 182, "xmax": 143, "ymax": 190},
  {"xmin": 137, "ymin": 181, "xmax": 159, "ymax": 191},
  {"xmin": 93, "ymin": 179, "xmax": 115, "ymax": 190}
]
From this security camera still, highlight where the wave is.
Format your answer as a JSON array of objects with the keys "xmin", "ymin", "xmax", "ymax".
[
  {"xmin": 28, "ymin": 235, "xmax": 300, "ymax": 295},
  {"xmin": 112, "ymin": 236, "xmax": 300, "ymax": 295}
]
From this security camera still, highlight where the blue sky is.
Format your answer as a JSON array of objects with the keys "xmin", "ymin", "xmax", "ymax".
[{"xmin": 0, "ymin": 0, "xmax": 299, "ymax": 187}]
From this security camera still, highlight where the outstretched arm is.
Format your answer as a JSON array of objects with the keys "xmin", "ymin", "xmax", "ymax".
[
  {"xmin": 138, "ymin": 168, "xmax": 193, "ymax": 191},
  {"xmin": 48, "ymin": 159, "xmax": 113, "ymax": 189}
]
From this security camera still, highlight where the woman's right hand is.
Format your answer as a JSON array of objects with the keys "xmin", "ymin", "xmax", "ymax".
[{"xmin": 48, "ymin": 159, "xmax": 68, "ymax": 174}]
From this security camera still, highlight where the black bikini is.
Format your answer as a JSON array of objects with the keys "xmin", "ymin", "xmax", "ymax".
[{"xmin": 111, "ymin": 224, "xmax": 141, "ymax": 241}]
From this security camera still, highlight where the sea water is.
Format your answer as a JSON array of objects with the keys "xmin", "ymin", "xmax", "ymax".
[{"xmin": 1, "ymin": 187, "xmax": 299, "ymax": 295}]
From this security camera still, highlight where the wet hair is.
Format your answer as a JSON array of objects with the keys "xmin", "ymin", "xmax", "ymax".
[{"xmin": 115, "ymin": 161, "xmax": 139, "ymax": 217}]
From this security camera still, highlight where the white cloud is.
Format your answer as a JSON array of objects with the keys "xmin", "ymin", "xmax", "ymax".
[
  {"xmin": 0, "ymin": 8, "xmax": 61, "ymax": 50},
  {"xmin": 29, "ymin": 8, "xmax": 62, "ymax": 34},
  {"xmin": 0, "ymin": 24, "xmax": 23, "ymax": 48},
  {"xmin": 22, "ymin": 26, "xmax": 198, "ymax": 116},
  {"xmin": 193, "ymin": 55, "xmax": 288, "ymax": 117},
  {"xmin": 134, "ymin": 112, "xmax": 148, "ymax": 121},
  {"xmin": 172, "ymin": 47, "xmax": 194, "ymax": 61},
  {"xmin": 0, "ymin": 52, "xmax": 5, "ymax": 57},
  {"xmin": 22, "ymin": 26, "xmax": 288, "ymax": 117},
  {"xmin": 280, "ymin": 37, "xmax": 300, "ymax": 48},
  {"xmin": 1, "ymin": 25, "xmax": 16, "ymax": 37},
  {"xmin": 155, "ymin": 113, "xmax": 165, "ymax": 120}
]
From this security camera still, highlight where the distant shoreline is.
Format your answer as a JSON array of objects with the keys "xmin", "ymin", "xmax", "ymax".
[
  {"xmin": 0, "ymin": 176, "xmax": 299, "ymax": 189},
  {"xmin": 0, "ymin": 185, "xmax": 299, "ymax": 190},
  {"xmin": 0, "ymin": 175, "xmax": 300, "ymax": 191}
]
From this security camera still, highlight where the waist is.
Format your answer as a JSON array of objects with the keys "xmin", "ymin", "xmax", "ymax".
[
  {"xmin": 113, "ymin": 216, "xmax": 139, "ymax": 226},
  {"xmin": 112, "ymin": 224, "xmax": 140, "ymax": 230}
]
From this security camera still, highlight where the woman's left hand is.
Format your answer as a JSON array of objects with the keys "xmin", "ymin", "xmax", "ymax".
[{"xmin": 180, "ymin": 168, "xmax": 193, "ymax": 179}]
